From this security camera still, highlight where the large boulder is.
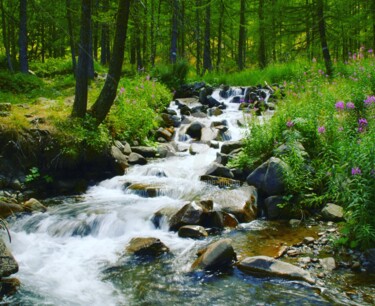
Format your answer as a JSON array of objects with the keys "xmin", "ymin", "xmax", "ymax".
[
  {"xmin": 126, "ymin": 237, "xmax": 169, "ymax": 257},
  {"xmin": 246, "ymin": 157, "xmax": 289, "ymax": 196},
  {"xmin": 321, "ymin": 203, "xmax": 344, "ymax": 221},
  {"xmin": 200, "ymin": 127, "xmax": 219, "ymax": 143},
  {"xmin": 191, "ymin": 239, "xmax": 236, "ymax": 271},
  {"xmin": 238, "ymin": 256, "xmax": 315, "ymax": 284},
  {"xmin": 128, "ymin": 152, "xmax": 147, "ymax": 165},
  {"xmin": 110, "ymin": 145, "xmax": 129, "ymax": 170},
  {"xmin": 0, "ymin": 239, "xmax": 18, "ymax": 278},
  {"xmin": 200, "ymin": 175, "xmax": 242, "ymax": 188},
  {"xmin": 264, "ymin": 196, "xmax": 288, "ymax": 220}
]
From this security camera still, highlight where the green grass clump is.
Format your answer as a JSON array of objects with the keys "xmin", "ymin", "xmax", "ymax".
[
  {"xmin": 151, "ymin": 60, "xmax": 190, "ymax": 90},
  {"xmin": 235, "ymin": 57, "xmax": 375, "ymax": 249}
]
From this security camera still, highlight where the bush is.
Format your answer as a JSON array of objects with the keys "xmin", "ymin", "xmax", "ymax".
[
  {"xmin": 107, "ymin": 75, "xmax": 172, "ymax": 143},
  {"xmin": 0, "ymin": 71, "xmax": 44, "ymax": 94},
  {"xmin": 151, "ymin": 60, "xmax": 190, "ymax": 90}
]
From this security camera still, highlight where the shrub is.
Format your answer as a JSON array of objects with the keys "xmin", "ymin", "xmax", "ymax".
[
  {"xmin": 151, "ymin": 60, "xmax": 189, "ymax": 90},
  {"xmin": 0, "ymin": 71, "xmax": 44, "ymax": 94}
]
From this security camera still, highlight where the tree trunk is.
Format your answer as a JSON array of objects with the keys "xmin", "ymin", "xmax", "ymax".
[
  {"xmin": 66, "ymin": 0, "xmax": 77, "ymax": 74},
  {"xmin": 238, "ymin": 0, "xmax": 246, "ymax": 70},
  {"xmin": 203, "ymin": 0, "xmax": 212, "ymax": 73},
  {"xmin": 216, "ymin": 0, "xmax": 224, "ymax": 70},
  {"xmin": 170, "ymin": 0, "xmax": 178, "ymax": 63},
  {"xmin": 372, "ymin": 0, "xmax": 375, "ymax": 51},
  {"xmin": 195, "ymin": 0, "xmax": 201, "ymax": 75},
  {"xmin": 316, "ymin": 0, "xmax": 333, "ymax": 76},
  {"xmin": 258, "ymin": 0, "xmax": 267, "ymax": 68},
  {"xmin": 19, "ymin": 0, "xmax": 29, "ymax": 73},
  {"xmin": 71, "ymin": 0, "xmax": 92, "ymax": 118},
  {"xmin": 1, "ymin": 0, "xmax": 13, "ymax": 71},
  {"xmin": 100, "ymin": 0, "xmax": 110, "ymax": 65},
  {"xmin": 90, "ymin": 0, "xmax": 132, "ymax": 125},
  {"xmin": 150, "ymin": 0, "xmax": 155, "ymax": 66}
]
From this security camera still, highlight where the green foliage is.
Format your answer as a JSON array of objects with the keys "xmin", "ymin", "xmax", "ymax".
[
  {"xmin": 236, "ymin": 58, "xmax": 375, "ymax": 249},
  {"xmin": 152, "ymin": 60, "xmax": 190, "ymax": 90},
  {"xmin": 0, "ymin": 71, "xmax": 44, "ymax": 94},
  {"xmin": 29, "ymin": 58, "xmax": 74, "ymax": 77},
  {"xmin": 107, "ymin": 76, "xmax": 172, "ymax": 143},
  {"xmin": 25, "ymin": 167, "xmax": 53, "ymax": 185}
]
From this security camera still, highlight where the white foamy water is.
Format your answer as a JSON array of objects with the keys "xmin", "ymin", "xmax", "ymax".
[{"xmin": 6, "ymin": 87, "xmax": 270, "ymax": 305}]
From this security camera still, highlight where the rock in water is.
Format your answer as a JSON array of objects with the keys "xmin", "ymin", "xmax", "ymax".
[
  {"xmin": 178, "ymin": 225, "xmax": 208, "ymax": 239},
  {"xmin": 0, "ymin": 239, "xmax": 19, "ymax": 277},
  {"xmin": 126, "ymin": 237, "xmax": 169, "ymax": 257},
  {"xmin": 238, "ymin": 256, "xmax": 315, "ymax": 284},
  {"xmin": 192, "ymin": 239, "xmax": 236, "ymax": 271},
  {"xmin": 23, "ymin": 198, "xmax": 47, "ymax": 213}
]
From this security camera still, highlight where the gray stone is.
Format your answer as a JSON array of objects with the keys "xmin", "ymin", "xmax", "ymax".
[
  {"xmin": 264, "ymin": 196, "xmax": 288, "ymax": 220},
  {"xmin": 126, "ymin": 237, "xmax": 169, "ymax": 257},
  {"xmin": 303, "ymin": 237, "xmax": 315, "ymax": 245},
  {"xmin": 192, "ymin": 239, "xmax": 236, "ymax": 270},
  {"xmin": 156, "ymin": 127, "xmax": 174, "ymax": 141},
  {"xmin": 220, "ymin": 141, "xmax": 243, "ymax": 155},
  {"xmin": 169, "ymin": 203, "xmax": 204, "ymax": 231},
  {"xmin": 0, "ymin": 201, "xmax": 24, "ymax": 219},
  {"xmin": 200, "ymin": 127, "xmax": 219, "ymax": 143},
  {"xmin": 128, "ymin": 152, "xmax": 147, "ymax": 165},
  {"xmin": 131, "ymin": 146, "xmax": 158, "ymax": 158},
  {"xmin": 204, "ymin": 162, "xmax": 234, "ymax": 179},
  {"xmin": 246, "ymin": 157, "xmax": 289, "ymax": 195},
  {"xmin": 178, "ymin": 225, "xmax": 208, "ymax": 239},
  {"xmin": 200, "ymin": 175, "xmax": 242, "ymax": 188},
  {"xmin": 321, "ymin": 203, "xmax": 344, "ymax": 221},
  {"xmin": 238, "ymin": 256, "xmax": 315, "ymax": 284},
  {"xmin": 0, "ymin": 239, "xmax": 18, "ymax": 277},
  {"xmin": 110, "ymin": 145, "xmax": 129, "ymax": 170},
  {"xmin": 289, "ymin": 219, "xmax": 301, "ymax": 227},
  {"xmin": 319, "ymin": 257, "xmax": 336, "ymax": 271},
  {"xmin": 189, "ymin": 143, "xmax": 210, "ymax": 155}
]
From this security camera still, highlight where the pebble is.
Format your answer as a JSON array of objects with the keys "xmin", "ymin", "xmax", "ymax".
[
  {"xmin": 287, "ymin": 249, "xmax": 299, "ymax": 257},
  {"xmin": 327, "ymin": 228, "xmax": 336, "ymax": 233},
  {"xmin": 351, "ymin": 261, "xmax": 361, "ymax": 270},
  {"xmin": 298, "ymin": 257, "xmax": 311, "ymax": 264},
  {"xmin": 303, "ymin": 237, "xmax": 315, "ymax": 244},
  {"xmin": 317, "ymin": 272, "xmax": 325, "ymax": 278}
]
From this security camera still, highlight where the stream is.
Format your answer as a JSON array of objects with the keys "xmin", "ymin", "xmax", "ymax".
[{"xmin": 3, "ymin": 88, "xmax": 375, "ymax": 305}]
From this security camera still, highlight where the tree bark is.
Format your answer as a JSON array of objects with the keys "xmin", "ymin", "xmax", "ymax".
[
  {"xmin": 202, "ymin": 0, "xmax": 212, "ymax": 73},
  {"xmin": 258, "ymin": 0, "xmax": 267, "ymax": 68},
  {"xmin": 100, "ymin": 0, "xmax": 110, "ymax": 65},
  {"xmin": 1, "ymin": 0, "xmax": 13, "ymax": 71},
  {"xmin": 90, "ymin": 0, "xmax": 132, "ymax": 125},
  {"xmin": 170, "ymin": 0, "xmax": 178, "ymax": 63},
  {"xmin": 19, "ymin": 0, "xmax": 29, "ymax": 73},
  {"xmin": 216, "ymin": 0, "xmax": 224, "ymax": 70},
  {"xmin": 71, "ymin": 0, "xmax": 92, "ymax": 118},
  {"xmin": 372, "ymin": 0, "xmax": 375, "ymax": 51},
  {"xmin": 195, "ymin": 0, "xmax": 201, "ymax": 75},
  {"xmin": 238, "ymin": 0, "xmax": 246, "ymax": 70},
  {"xmin": 66, "ymin": 0, "xmax": 77, "ymax": 75},
  {"xmin": 316, "ymin": 0, "xmax": 333, "ymax": 76}
]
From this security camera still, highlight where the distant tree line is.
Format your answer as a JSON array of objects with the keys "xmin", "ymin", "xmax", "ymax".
[{"xmin": 1, "ymin": 0, "xmax": 374, "ymax": 74}]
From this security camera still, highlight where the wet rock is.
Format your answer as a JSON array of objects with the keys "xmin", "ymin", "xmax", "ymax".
[
  {"xmin": 320, "ymin": 257, "xmax": 336, "ymax": 271},
  {"xmin": 191, "ymin": 239, "xmax": 236, "ymax": 271},
  {"xmin": 238, "ymin": 256, "xmax": 315, "ymax": 284},
  {"xmin": 156, "ymin": 127, "xmax": 174, "ymax": 142},
  {"xmin": 209, "ymin": 107, "xmax": 223, "ymax": 116},
  {"xmin": 126, "ymin": 183, "xmax": 163, "ymax": 198},
  {"xmin": 200, "ymin": 127, "xmax": 219, "ymax": 143},
  {"xmin": 0, "ymin": 278, "xmax": 20, "ymax": 299},
  {"xmin": 131, "ymin": 146, "xmax": 158, "ymax": 158},
  {"xmin": 321, "ymin": 203, "xmax": 344, "ymax": 221},
  {"xmin": 365, "ymin": 249, "xmax": 375, "ymax": 272},
  {"xmin": 303, "ymin": 237, "xmax": 315, "ymax": 245},
  {"xmin": 197, "ymin": 200, "xmax": 214, "ymax": 212},
  {"xmin": 186, "ymin": 121, "xmax": 205, "ymax": 140},
  {"xmin": 351, "ymin": 261, "xmax": 361, "ymax": 271},
  {"xmin": 178, "ymin": 225, "xmax": 208, "ymax": 239},
  {"xmin": 0, "ymin": 239, "xmax": 19, "ymax": 277},
  {"xmin": 191, "ymin": 111, "xmax": 207, "ymax": 118},
  {"xmin": 189, "ymin": 143, "xmax": 210, "ymax": 155},
  {"xmin": 128, "ymin": 152, "xmax": 147, "ymax": 165},
  {"xmin": 200, "ymin": 175, "xmax": 242, "ymax": 188},
  {"xmin": 274, "ymin": 245, "xmax": 288, "ymax": 259},
  {"xmin": 287, "ymin": 249, "xmax": 299, "ymax": 257},
  {"xmin": 0, "ymin": 201, "xmax": 24, "ymax": 219},
  {"xmin": 110, "ymin": 145, "xmax": 129, "ymax": 170},
  {"xmin": 23, "ymin": 198, "xmax": 47, "ymax": 213},
  {"xmin": 157, "ymin": 143, "xmax": 176, "ymax": 158},
  {"xmin": 169, "ymin": 203, "xmax": 204, "ymax": 231},
  {"xmin": 220, "ymin": 141, "xmax": 243, "ymax": 155},
  {"xmin": 204, "ymin": 162, "xmax": 234, "ymax": 179},
  {"xmin": 151, "ymin": 207, "xmax": 178, "ymax": 229},
  {"xmin": 264, "ymin": 196, "xmax": 284, "ymax": 220},
  {"xmin": 201, "ymin": 211, "xmax": 225, "ymax": 229},
  {"xmin": 126, "ymin": 237, "xmax": 169, "ymax": 257},
  {"xmin": 298, "ymin": 257, "xmax": 311, "ymax": 264},
  {"xmin": 289, "ymin": 219, "xmax": 301, "ymax": 227},
  {"xmin": 246, "ymin": 157, "xmax": 289, "ymax": 196}
]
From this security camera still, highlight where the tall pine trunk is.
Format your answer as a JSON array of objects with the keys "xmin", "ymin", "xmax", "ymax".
[
  {"xmin": 238, "ymin": 0, "xmax": 246, "ymax": 70},
  {"xmin": 1, "ymin": 0, "xmax": 13, "ymax": 71},
  {"xmin": 90, "ymin": 0, "xmax": 132, "ymax": 125},
  {"xmin": 202, "ymin": 0, "xmax": 212, "ymax": 73},
  {"xmin": 66, "ymin": 0, "xmax": 77, "ymax": 75},
  {"xmin": 71, "ymin": 0, "xmax": 92, "ymax": 118},
  {"xmin": 316, "ymin": 0, "xmax": 333, "ymax": 76},
  {"xmin": 195, "ymin": 0, "xmax": 201, "ymax": 75},
  {"xmin": 19, "ymin": 0, "xmax": 29, "ymax": 73},
  {"xmin": 258, "ymin": 0, "xmax": 267, "ymax": 68},
  {"xmin": 170, "ymin": 0, "xmax": 178, "ymax": 63}
]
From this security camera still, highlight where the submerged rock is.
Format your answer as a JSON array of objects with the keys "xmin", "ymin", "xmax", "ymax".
[
  {"xmin": 191, "ymin": 239, "xmax": 236, "ymax": 271},
  {"xmin": 126, "ymin": 237, "xmax": 169, "ymax": 257},
  {"xmin": 238, "ymin": 256, "xmax": 315, "ymax": 284}
]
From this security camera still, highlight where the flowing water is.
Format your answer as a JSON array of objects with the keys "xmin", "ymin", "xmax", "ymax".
[{"xmin": 3, "ymin": 89, "xmax": 374, "ymax": 305}]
